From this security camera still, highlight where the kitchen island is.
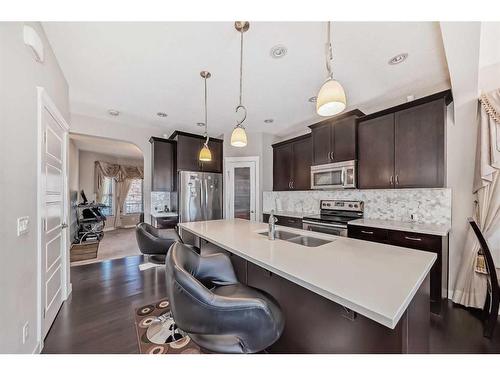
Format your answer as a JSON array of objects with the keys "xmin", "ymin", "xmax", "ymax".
[{"xmin": 179, "ymin": 218, "xmax": 436, "ymax": 353}]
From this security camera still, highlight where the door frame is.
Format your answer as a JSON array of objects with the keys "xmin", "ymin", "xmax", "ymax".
[
  {"xmin": 223, "ymin": 156, "xmax": 260, "ymax": 221},
  {"xmin": 36, "ymin": 87, "xmax": 71, "ymax": 352}
]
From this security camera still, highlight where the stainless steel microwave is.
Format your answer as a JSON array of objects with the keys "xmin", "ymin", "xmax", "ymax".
[{"xmin": 310, "ymin": 160, "xmax": 356, "ymax": 190}]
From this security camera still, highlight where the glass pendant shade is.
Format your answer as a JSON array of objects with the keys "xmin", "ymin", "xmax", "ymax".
[
  {"xmin": 230, "ymin": 126, "xmax": 247, "ymax": 147},
  {"xmin": 316, "ymin": 78, "xmax": 346, "ymax": 117},
  {"xmin": 199, "ymin": 143, "xmax": 212, "ymax": 161}
]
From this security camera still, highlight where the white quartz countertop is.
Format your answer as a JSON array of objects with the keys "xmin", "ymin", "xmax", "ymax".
[
  {"xmin": 179, "ymin": 219, "xmax": 436, "ymax": 329},
  {"xmin": 348, "ymin": 218, "xmax": 450, "ymax": 236},
  {"xmin": 151, "ymin": 211, "xmax": 178, "ymax": 218}
]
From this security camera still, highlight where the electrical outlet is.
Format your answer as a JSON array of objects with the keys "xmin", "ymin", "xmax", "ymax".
[
  {"xmin": 17, "ymin": 216, "xmax": 29, "ymax": 236},
  {"xmin": 22, "ymin": 322, "xmax": 29, "ymax": 344}
]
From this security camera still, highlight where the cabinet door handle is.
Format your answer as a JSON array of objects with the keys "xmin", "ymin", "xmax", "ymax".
[
  {"xmin": 395, "ymin": 174, "xmax": 399, "ymax": 185},
  {"xmin": 361, "ymin": 230, "xmax": 374, "ymax": 235},
  {"xmin": 288, "ymin": 181, "xmax": 292, "ymax": 189},
  {"xmin": 390, "ymin": 175, "xmax": 394, "ymax": 185},
  {"xmin": 291, "ymin": 180, "xmax": 294, "ymax": 189},
  {"xmin": 404, "ymin": 236, "xmax": 422, "ymax": 241}
]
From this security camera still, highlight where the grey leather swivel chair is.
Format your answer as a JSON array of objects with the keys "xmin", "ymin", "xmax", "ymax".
[
  {"xmin": 135, "ymin": 222, "xmax": 177, "ymax": 264},
  {"xmin": 165, "ymin": 241, "xmax": 285, "ymax": 353}
]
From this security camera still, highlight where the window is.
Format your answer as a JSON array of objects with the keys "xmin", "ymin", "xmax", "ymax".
[
  {"xmin": 101, "ymin": 177, "xmax": 114, "ymax": 217},
  {"xmin": 124, "ymin": 179, "xmax": 143, "ymax": 214}
]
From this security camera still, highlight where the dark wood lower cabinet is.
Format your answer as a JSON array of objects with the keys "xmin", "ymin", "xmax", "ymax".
[
  {"xmin": 262, "ymin": 214, "xmax": 302, "ymax": 229},
  {"xmin": 348, "ymin": 224, "xmax": 448, "ymax": 314},
  {"xmin": 202, "ymin": 241, "xmax": 430, "ymax": 354}
]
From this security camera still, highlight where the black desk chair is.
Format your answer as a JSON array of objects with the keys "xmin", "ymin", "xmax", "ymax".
[
  {"xmin": 165, "ymin": 241, "xmax": 284, "ymax": 353},
  {"xmin": 135, "ymin": 222, "xmax": 176, "ymax": 264},
  {"xmin": 468, "ymin": 217, "xmax": 499, "ymax": 338}
]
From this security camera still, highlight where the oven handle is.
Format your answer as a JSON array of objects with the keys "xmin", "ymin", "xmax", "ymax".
[{"xmin": 302, "ymin": 220, "xmax": 347, "ymax": 229}]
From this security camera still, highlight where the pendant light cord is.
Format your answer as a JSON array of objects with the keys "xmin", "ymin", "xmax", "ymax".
[
  {"xmin": 239, "ymin": 29, "xmax": 244, "ymax": 107},
  {"xmin": 325, "ymin": 21, "xmax": 333, "ymax": 78},
  {"xmin": 203, "ymin": 75, "xmax": 209, "ymax": 145},
  {"xmin": 235, "ymin": 26, "xmax": 247, "ymax": 127}
]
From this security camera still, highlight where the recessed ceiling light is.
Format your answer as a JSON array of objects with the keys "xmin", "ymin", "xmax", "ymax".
[
  {"xmin": 308, "ymin": 96, "xmax": 317, "ymax": 103},
  {"xmin": 264, "ymin": 119, "xmax": 274, "ymax": 124},
  {"xmin": 388, "ymin": 53, "xmax": 408, "ymax": 65},
  {"xmin": 108, "ymin": 109, "xmax": 120, "ymax": 116},
  {"xmin": 196, "ymin": 122, "xmax": 205, "ymax": 127},
  {"xmin": 270, "ymin": 45, "xmax": 287, "ymax": 59},
  {"xmin": 157, "ymin": 112, "xmax": 168, "ymax": 118}
]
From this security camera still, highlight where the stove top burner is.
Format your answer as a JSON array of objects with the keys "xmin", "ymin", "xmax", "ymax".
[{"xmin": 303, "ymin": 199, "xmax": 364, "ymax": 225}]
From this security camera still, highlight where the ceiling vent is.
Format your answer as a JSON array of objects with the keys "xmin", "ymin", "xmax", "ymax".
[
  {"xmin": 270, "ymin": 45, "xmax": 287, "ymax": 59},
  {"xmin": 388, "ymin": 53, "xmax": 408, "ymax": 65}
]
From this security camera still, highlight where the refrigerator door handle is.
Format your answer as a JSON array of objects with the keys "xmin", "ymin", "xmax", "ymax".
[
  {"xmin": 205, "ymin": 178, "xmax": 209, "ymax": 219},
  {"xmin": 200, "ymin": 177, "xmax": 204, "ymax": 221}
]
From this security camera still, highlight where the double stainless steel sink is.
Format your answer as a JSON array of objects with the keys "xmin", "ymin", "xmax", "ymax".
[{"xmin": 258, "ymin": 230, "xmax": 332, "ymax": 247}]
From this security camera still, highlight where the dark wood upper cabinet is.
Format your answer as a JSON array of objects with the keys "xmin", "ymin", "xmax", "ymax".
[
  {"xmin": 172, "ymin": 131, "xmax": 223, "ymax": 173},
  {"xmin": 332, "ymin": 116, "xmax": 357, "ymax": 162},
  {"xmin": 309, "ymin": 109, "xmax": 364, "ymax": 166},
  {"xmin": 201, "ymin": 138, "xmax": 223, "ymax": 173},
  {"xmin": 394, "ymin": 100, "xmax": 445, "ymax": 188},
  {"xmin": 357, "ymin": 90, "xmax": 451, "ymax": 189},
  {"xmin": 311, "ymin": 122, "xmax": 331, "ymax": 165},
  {"xmin": 273, "ymin": 143, "xmax": 293, "ymax": 191},
  {"xmin": 272, "ymin": 134, "xmax": 311, "ymax": 191},
  {"xmin": 357, "ymin": 113, "xmax": 395, "ymax": 189},
  {"xmin": 291, "ymin": 136, "xmax": 312, "ymax": 190},
  {"xmin": 176, "ymin": 134, "xmax": 203, "ymax": 172},
  {"xmin": 150, "ymin": 137, "xmax": 176, "ymax": 192}
]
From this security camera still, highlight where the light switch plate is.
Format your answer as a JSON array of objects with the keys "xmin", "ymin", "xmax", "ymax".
[{"xmin": 17, "ymin": 216, "xmax": 29, "ymax": 236}]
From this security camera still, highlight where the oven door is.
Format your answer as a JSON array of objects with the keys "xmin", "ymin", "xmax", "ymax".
[
  {"xmin": 310, "ymin": 167, "xmax": 344, "ymax": 189},
  {"xmin": 302, "ymin": 220, "xmax": 347, "ymax": 237}
]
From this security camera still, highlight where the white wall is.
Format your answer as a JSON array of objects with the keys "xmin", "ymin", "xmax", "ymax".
[
  {"xmin": 70, "ymin": 114, "xmax": 166, "ymax": 225},
  {"xmin": 0, "ymin": 22, "xmax": 69, "ymax": 353},
  {"xmin": 440, "ymin": 22, "xmax": 482, "ymax": 294}
]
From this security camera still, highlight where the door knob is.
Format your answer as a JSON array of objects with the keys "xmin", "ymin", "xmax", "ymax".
[{"xmin": 61, "ymin": 223, "xmax": 68, "ymax": 229}]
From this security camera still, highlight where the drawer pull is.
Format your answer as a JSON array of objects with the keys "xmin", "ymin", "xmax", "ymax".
[
  {"xmin": 405, "ymin": 236, "xmax": 422, "ymax": 241},
  {"xmin": 361, "ymin": 230, "xmax": 374, "ymax": 235}
]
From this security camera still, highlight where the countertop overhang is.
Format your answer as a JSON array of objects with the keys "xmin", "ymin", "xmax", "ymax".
[{"xmin": 179, "ymin": 219, "xmax": 436, "ymax": 329}]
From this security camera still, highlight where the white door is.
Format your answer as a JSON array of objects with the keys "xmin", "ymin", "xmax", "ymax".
[
  {"xmin": 224, "ymin": 158, "xmax": 258, "ymax": 221},
  {"xmin": 40, "ymin": 95, "xmax": 68, "ymax": 339}
]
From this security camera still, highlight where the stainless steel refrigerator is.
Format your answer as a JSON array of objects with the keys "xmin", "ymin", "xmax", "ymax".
[{"xmin": 178, "ymin": 170, "xmax": 223, "ymax": 223}]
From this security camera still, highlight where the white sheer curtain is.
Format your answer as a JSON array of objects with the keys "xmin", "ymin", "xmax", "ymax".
[
  {"xmin": 453, "ymin": 89, "xmax": 500, "ymax": 308},
  {"xmin": 114, "ymin": 178, "xmax": 133, "ymax": 228}
]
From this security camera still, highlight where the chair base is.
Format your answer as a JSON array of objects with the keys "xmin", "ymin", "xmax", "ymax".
[{"xmin": 149, "ymin": 254, "xmax": 166, "ymax": 264}]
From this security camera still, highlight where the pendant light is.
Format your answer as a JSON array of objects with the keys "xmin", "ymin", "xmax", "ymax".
[
  {"xmin": 230, "ymin": 21, "xmax": 249, "ymax": 148},
  {"xmin": 199, "ymin": 71, "xmax": 212, "ymax": 162},
  {"xmin": 316, "ymin": 22, "xmax": 346, "ymax": 117}
]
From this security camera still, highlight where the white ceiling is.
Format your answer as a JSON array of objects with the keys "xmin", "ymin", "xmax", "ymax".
[
  {"xmin": 43, "ymin": 22, "xmax": 450, "ymax": 137},
  {"xmin": 70, "ymin": 133, "xmax": 143, "ymax": 159}
]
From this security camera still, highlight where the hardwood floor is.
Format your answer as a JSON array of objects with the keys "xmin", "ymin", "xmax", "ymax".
[{"xmin": 42, "ymin": 255, "xmax": 500, "ymax": 354}]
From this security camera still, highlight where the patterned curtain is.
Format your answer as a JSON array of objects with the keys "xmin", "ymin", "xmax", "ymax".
[
  {"xmin": 453, "ymin": 89, "xmax": 500, "ymax": 308},
  {"xmin": 94, "ymin": 161, "xmax": 144, "ymax": 227}
]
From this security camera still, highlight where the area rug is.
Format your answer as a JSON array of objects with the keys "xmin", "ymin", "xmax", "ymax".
[{"xmin": 134, "ymin": 299, "xmax": 201, "ymax": 354}]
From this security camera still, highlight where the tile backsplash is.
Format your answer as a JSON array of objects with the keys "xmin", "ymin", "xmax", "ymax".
[
  {"xmin": 263, "ymin": 188, "xmax": 452, "ymax": 225},
  {"xmin": 151, "ymin": 191, "xmax": 171, "ymax": 212}
]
